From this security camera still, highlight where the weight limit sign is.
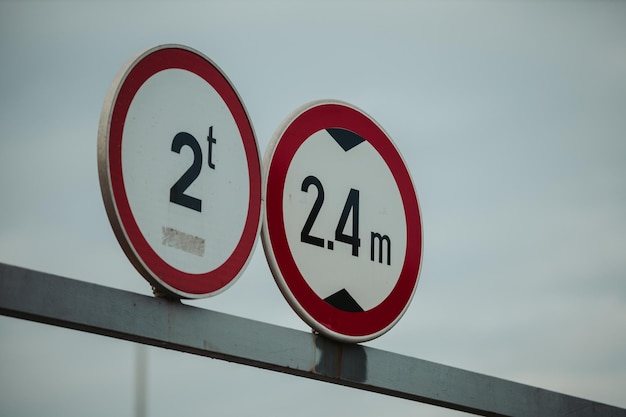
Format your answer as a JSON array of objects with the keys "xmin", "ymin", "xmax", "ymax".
[
  {"xmin": 98, "ymin": 45, "xmax": 262, "ymax": 298},
  {"xmin": 262, "ymin": 100, "xmax": 423, "ymax": 343}
]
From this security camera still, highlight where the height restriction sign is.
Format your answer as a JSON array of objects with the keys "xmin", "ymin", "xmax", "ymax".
[
  {"xmin": 98, "ymin": 45, "xmax": 262, "ymax": 298},
  {"xmin": 262, "ymin": 100, "xmax": 423, "ymax": 343}
]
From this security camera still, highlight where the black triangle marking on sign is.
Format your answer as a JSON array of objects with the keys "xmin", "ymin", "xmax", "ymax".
[
  {"xmin": 324, "ymin": 288, "xmax": 364, "ymax": 312},
  {"xmin": 326, "ymin": 128, "xmax": 365, "ymax": 152}
]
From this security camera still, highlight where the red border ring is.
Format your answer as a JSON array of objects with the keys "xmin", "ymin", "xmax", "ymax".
[
  {"xmin": 98, "ymin": 45, "xmax": 262, "ymax": 298},
  {"xmin": 262, "ymin": 100, "xmax": 422, "ymax": 343}
]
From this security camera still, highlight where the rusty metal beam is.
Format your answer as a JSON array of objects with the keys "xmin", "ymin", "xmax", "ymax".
[{"xmin": 1, "ymin": 262, "xmax": 624, "ymax": 416}]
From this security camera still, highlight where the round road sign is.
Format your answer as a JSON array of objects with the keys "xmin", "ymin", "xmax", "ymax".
[
  {"xmin": 262, "ymin": 100, "xmax": 422, "ymax": 343},
  {"xmin": 98, "ymin": 45, "xmax": 262, "ymax": 298}
]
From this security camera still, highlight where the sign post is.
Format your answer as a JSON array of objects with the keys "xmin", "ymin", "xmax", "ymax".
[
  {"xmin": 262, "ymin": 100, "xmax": 423, "ymax": 342},
  {"xmin": 98, "ymin": 45, "xmax": 262, "ymax": 298}
]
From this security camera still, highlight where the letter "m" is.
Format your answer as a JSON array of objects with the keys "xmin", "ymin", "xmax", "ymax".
[{"xmin": 370, "ymin": 232, "xmax": 391, "ymax": 266}]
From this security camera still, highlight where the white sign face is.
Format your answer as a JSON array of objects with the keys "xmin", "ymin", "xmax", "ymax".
[
  {"xmin": 262, "ymin": 100, "xmax": 423, "ymax": 343},
  {"xmin": 98, "ymin": 45, "xmax": 262, "ymax": 298},
  {"xmin": 283, "ymin": 129, "xmax": 407, "ymax": 311}
]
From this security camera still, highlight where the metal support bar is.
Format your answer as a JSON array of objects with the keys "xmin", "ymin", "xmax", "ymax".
[{"xmin": 1, "ymin": 262, "xmax": 624, "ymax": 417}]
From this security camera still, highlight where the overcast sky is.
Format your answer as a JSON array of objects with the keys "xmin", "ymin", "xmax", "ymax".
[{"xmin": 1, "ymin": 1, "xmax": 625, "ymax": 416}]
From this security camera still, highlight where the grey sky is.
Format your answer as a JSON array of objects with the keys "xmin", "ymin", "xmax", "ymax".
[{"xmin": 1, "ymin": 1, "xmax": 625, "ymax": 416}]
